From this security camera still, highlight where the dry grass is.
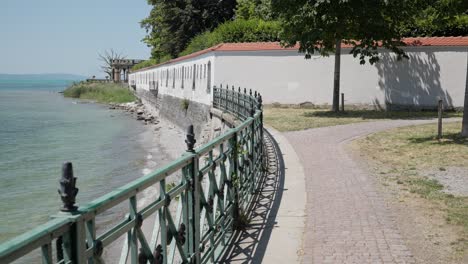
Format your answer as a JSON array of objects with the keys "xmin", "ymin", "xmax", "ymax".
[
  {"xmin": 354, "ymin": 122, "xmax": 468, "ymax": 259},
  {"xmin": 264, "ymin": 107, "xmax": 463, "ymax": 131}
]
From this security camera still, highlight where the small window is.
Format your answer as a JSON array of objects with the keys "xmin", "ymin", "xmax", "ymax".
[
  {"xmin": 181, "ymin": 66, "xmax": 185, "ymax": 89},
  {"xmin": 166, "ymin": 69, "xmax": 169, "ymax": 87},
  {"xmin": 192, "ymin": 64, "xmax": 196, "ymax": 90}
]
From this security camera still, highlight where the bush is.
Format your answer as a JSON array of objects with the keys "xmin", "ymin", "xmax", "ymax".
[
  {"xmin": 63, "ymin": 82, "xmax": 136, "ymax": 104},
  {"xmin": 132, "ymin": 59, "xmax": 158, "ymax": 71},
  {"xmin": 131, "ymin": 54, "xmax": 173, "ymax": 71},
  {"xmin": 180, "ymin": 19, "xmax": 281, "ymax": 56},
  {"xmin": 131, "ymin": 19, "xmax": 281, "ymax": 70}
]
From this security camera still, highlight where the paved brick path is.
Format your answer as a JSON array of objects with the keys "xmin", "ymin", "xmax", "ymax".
[{"xmin": 284, "ymin": 120, "xmax": 442, "ymax": 264}]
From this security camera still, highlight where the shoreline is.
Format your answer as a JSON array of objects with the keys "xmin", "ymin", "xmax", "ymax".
[{"xmin": 102, "ymin": 100, "xmax": 186, "ymax": 262}]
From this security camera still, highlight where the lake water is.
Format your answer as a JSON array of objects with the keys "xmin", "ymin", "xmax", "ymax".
[{"xmin": 0, "ymin": 79, "xmax": 152, "ymax": 243}]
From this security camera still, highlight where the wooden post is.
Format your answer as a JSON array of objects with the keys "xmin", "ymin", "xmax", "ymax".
[
  {"xmin": 341, "ymin": 93, "xmax": 345, "ymax": 112},
  {"xmin": 332, "ymin": 39, "xmax": 342, "ymax": 112},
  {"xmin": 438, "ymin": 99, "xmax": 443, "ymax": 140}
]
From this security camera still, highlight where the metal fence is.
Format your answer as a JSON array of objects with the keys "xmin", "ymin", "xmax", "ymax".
[{"xmin": 0, "ymin": 85, "xmax": 264, "ymax": 264}]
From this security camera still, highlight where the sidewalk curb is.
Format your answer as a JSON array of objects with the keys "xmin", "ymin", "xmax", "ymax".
[{"xmin": 263, "ymin": 125, "xmax": 307, "ymax": 263}]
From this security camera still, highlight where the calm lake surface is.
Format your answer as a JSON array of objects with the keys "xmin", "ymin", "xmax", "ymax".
[{"xmin": 0, "ymin": 79, "xmax": 151, "ymax": 243}]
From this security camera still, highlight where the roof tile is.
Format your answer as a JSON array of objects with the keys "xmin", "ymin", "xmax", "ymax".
[{"xmin": 132, "ymin": 36, "xmax": 468, "ymax": 72}]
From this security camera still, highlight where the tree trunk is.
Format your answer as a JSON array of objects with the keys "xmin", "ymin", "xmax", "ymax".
[
  {"xmin": 332, "ymin": 39, "xmax": 342, "ymax": 112},
  {"xmin": 462, "ymin": 57, "xmax": 468, "ymax": 137}
]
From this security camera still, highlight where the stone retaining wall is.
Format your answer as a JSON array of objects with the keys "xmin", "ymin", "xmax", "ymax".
[{"xmin": 135, "ymin": 87, "xmax": 231, "ymax": 146}]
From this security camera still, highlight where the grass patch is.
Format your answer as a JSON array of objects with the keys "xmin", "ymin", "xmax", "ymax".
[
  {"xmin": 355, "ymin": 122, "xmax": 468, "ymax": 255},
  {"xmin": 264, "ymin": 107, "xmax": 462, "ymax": 131},
  {"xmin": 63, "ymin": 82, "xmax": 136, "ymax": 104}
]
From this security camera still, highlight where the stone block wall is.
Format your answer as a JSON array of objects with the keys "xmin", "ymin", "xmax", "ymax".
[{"xmin": 135, "ymin": 87, "xmax": 226, "ymax": 145}]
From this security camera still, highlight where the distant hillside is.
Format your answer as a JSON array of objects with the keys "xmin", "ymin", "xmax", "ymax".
[{"xmin": 0, "ymin": 73, "xmax": 86, "ymax": 81}]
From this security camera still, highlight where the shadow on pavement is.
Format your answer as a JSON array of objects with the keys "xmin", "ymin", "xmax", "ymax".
[{"xmin": 221, "ymin": 129, "xmax": 285, "ymax": 263}]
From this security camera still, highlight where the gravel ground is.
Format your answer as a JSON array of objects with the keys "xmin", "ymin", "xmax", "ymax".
[{"xmin": 423, "ymin": 167, "xmax": 468, "ymax": 196}]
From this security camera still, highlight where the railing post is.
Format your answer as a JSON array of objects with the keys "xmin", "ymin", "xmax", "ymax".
[
  {"xmin": 231, "ymin": 129, "xmax": 240, "ymax": 229},
  {"xmin": 249, "ymin": 102, "xmax": 256, "ymax": 194},
  {"xmin": 242, "ymin": 87, "xmax": 249, "ymax": 118},
  {"xmin": 231, "ymin": 86, "xmax": 235, "ymax": 114},
  {"xmin": 56, "ymin": 162, "xmax": 86, "ymax": 264},
  {"xmin": 225, "ymin": 84, "xmax": 229, "ymax": 112},
  {"xmin": 257, "ymin": 94, "xmax": 264, "ymax": 170},
  {"xmin": 185, "ymin": 125, "xmax": 200, "ymax": 263},
  {"xmin": 213, "ymin": 85, "xmax": 217, "ymax": 108},
  {"xmin": 220, "ymin": 84, "xmax": 223, "ymax": 110},
  {"xmin": 237, "ymin": 87, "xmax": 241, "ymax": 119}
]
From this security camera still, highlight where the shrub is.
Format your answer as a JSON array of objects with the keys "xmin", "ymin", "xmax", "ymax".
[
  {"xmin": 132, "ymin": 59, "xmax": 158, "ymax": 71},
  {"xmin": 181, "ymin": 98, "xmax": 190, "ymax": 111},
  {"xmin": 180, "ymin": 19, "xmax": 281, "ymax": 56},
  {"xmin": 131, "ymin": 19, "xmax": 281, "ymax": 70},
  {"xmin": 63, "ymin": 82, "xmax": 136, "ymax": 103},
  {"xmin": 131, "ymin": 55, "xmax": 172, "ymax": 71}
]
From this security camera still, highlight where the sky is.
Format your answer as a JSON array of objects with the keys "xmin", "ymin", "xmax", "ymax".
[{"xmin": 0, "ymin": 0, "xmax": 152, "ymax": 77}]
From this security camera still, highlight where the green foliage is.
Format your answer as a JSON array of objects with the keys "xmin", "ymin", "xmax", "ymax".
[
  {"xmin": 141, "ymin": 0, "xmax": 237, "ymax": 61},
  {"xmin": 166, "ymin": 182, "xmax": 180, "ymax": 201},
  {"xmin": 271, "ymin": 0, "xmax": 417, "ymax": 64},
  {"xmin": 180, "ymin": 19, "xmax": 281, "ymax": 56},
  {"xmin": 402, "ymin": 0, "xmax": 468, "ymax": 36},
  {"xmin": 181, "ymin": 98, "xmax": 190, "ymax": 111},
  {"xmin": 63, "ymin": 82, "xmax": 136, "ymax": 104},
  {"xmin": 131, "ymin": 59, "xmax": 157, "ymax": 71},
  {"xmin": 236, "ymin": 0, "xmax": 275, "ymax": 20}
]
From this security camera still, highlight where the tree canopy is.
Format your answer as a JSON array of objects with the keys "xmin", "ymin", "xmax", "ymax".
[
  {"xmin": 402, "ymin": 0, "xmax": 468, "ymax": 37},
  {"xmin": 236, "ymin": 0, "xmax": 275, "ymax": 20},
  {"xmin": 141, "ymin": 0, "xmax": 237, "ymax": 62},
  {"xmin": 271, "ymin": 0, "xmax": 417, "ymax": 64},
  {"xmin": 140, "ymin": 0, "xmax": 466, "ymax": 64}
]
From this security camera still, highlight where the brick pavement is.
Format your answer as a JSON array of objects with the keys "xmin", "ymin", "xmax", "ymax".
[{"xmin": 284, "ymin": 120, "xmax": 444, "ymax": 264}]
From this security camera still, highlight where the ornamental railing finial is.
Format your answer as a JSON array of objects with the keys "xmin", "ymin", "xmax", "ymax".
[
  {"xmin": 58, "ymin": 162, "xmax": 79, "ymax": 212},
  {"xmin": 185, "ymin": 124, "xmax": 196, "ymax": 152}
]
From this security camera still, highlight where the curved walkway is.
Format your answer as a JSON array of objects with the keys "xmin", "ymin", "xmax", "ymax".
[{"xmin": 284, "ymin": 119, "xmax": 448, "ymax": 264}]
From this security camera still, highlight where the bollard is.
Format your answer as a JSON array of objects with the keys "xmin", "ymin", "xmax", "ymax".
[
  {"xmin": 341, "ymin": 93, "xmax": 345, "ymax": 112},
  {"xmin": 437, "ymin": 99, "xmax": 443, "ymax": 140}
]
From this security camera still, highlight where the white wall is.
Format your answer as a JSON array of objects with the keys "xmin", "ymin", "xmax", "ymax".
[
  {"xmin": 129, "ymin": 53, "xmax": 215, "ymax": 105},
  {"xmin": 130, "ymin": 46, "xmax": 467, "ymax": 109},
  {"xmin": 215, "ymin": 47, "xmax": 467, "ymax": 108}
]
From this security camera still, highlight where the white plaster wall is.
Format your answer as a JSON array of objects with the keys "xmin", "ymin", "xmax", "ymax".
[
  {"xmin": 215, "ymin": 47, "xmax": 467, "ymax": 108},
  {"xmin": 130, "ymin": 46, "xmax": 467, "ymax": 108},
  {"xmin": 129, "ymin": 53, "xmax": 215, "ymax": 105}
]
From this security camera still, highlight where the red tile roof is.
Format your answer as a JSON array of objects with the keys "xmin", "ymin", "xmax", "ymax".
[
  {"xmin": 132, "ymin": 36, "xmax": 468, "ymax": 72},
  {"xmin": 402, "ymin": 36, "xmax": 468, "ymax": 47}
]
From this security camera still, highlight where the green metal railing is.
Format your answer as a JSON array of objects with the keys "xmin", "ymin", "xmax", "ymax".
[{"xmin": 0, "ymin": 85, "xmax": 264, "ymax": 264}]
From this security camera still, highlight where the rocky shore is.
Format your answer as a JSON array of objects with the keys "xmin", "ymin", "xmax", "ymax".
[
  {"xmin": 108, "ymin": 101, "xmax": 160, "ymax": 125},
  {"xmin": 102, "ymin": 100, "xmax": 186, "ymax": 262}
]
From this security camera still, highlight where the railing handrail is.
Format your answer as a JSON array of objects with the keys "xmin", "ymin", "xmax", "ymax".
[
  {"xmin": 0, "ymin": 84, "xmax": 264, "ymax": 264},
  {"xmin": 0, "ymin": 218, "xmax": 72, "ymax": 263}
]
